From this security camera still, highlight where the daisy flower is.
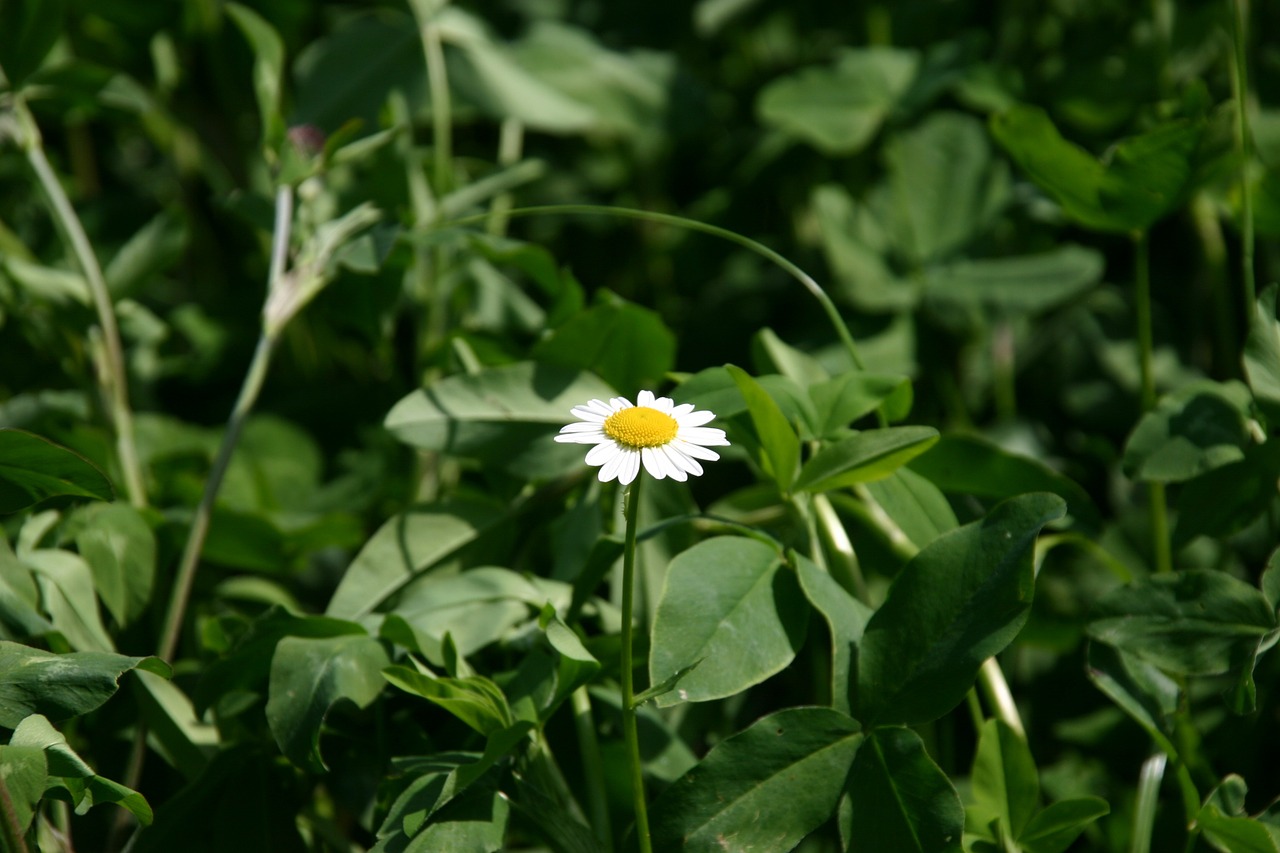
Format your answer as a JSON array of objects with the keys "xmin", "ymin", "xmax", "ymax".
[{"xmin": 555, "ymin": 390, "xmax": 730, "ymax": 485}]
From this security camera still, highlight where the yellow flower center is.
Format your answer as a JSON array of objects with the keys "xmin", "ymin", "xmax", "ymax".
[{"xmin": 603, "ymin": 406, "xmax": 679, "ymax": 448}]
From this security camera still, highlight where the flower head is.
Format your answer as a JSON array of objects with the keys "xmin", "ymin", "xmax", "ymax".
[{"xmin": 555, "ymin": 390, "xmax": 730, "ymax": 485}]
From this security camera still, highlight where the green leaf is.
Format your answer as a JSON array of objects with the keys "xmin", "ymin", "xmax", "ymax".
[
  {"xmin": 70, "ymin": 502, "xmax": 155, "ymax": 628},
  {"xmin": 0, "ymin": 0, "xmax": 66, "ymax": 90},
  {"xmin": 383, "ymin": 362, "xmax": 615, "ymax": 479},
  {"xmin": 326, "ymin": 500, "xmax": 504, "ymax": 621},
  {"xmin": 971, "ymin": 718, "xmax": 1040, "ymax": 841},
  {"xmin": 752, "ymin": 328, "xmax": 830, "ymax": 388},
  {"xmin": 1019, "ymin": 797, "xmax": 1111, "ymax": 853},
  {"xmin": 1174, "ymin": 441, "xmax": 1280, "ymax": 548},
  {"xmin": 1087, "ymin": 570, "xmax": 1276, "ymax": 677},
  {"xmin": 991, "ymin": 105, "xmax": 1202, "ymax": 232},
  {"xmin": 11, "ymin": 713, "xmax": 154, "ymax": 825},
  {"xmin": 132, "ymin": 671, "xmax": 219, "ymax": 780},
  {"xmin": 0, "ymin": 642, "xmax": 170, "ymax": 728},
  {"xmin": 909, "ymin": 433, "xmax": 1098, "ymax": 528},
  {"xmin": 757, "ymin": 47, "xmax": 918, "ymax": 155},
  {"xmin": 266, "ymin": 634, "xmax": 391, "ymax": 772},
  {"xmin": 1200, "ymin": 797, "xmax": 1280, "ymax": 853},
  {"xmin": 1244, "ymin": 284, "xmax": 1280, "ymax": 425},
  {"xmin": 861, "ymin": 467, "xmax": 958, "ymax": 551},
  {"xmin": 853, "ymin": 493, "xmax": 1065, "ymax": 726},
  {"xmin": 795, "ymin": 552, "xmax": 872, "ymax": 715},
  {"xmin": 794, "ymin": 426, "xmax": 939, "ymax": 493},
  {"xmin": 650, "ymin": 707, "xmax": 862, "ymax": 853},
  {"xmin": 1122, "ymin": 381, "xmax": 1252, "ymax": 483},
  {"xmin": 23, "ymin": 547, "xmax": 114, "ymax": 651},
  {"xmin": 923, "ymin": 245, "xmax": 1104, "ymax": 314},
  {"xmin": 532, "ymin": 290, "xmax": 675, "ymax": 393},
  {"xmin": 883, "ymin": 111, "xmax": 1010, "ymax": 264},
  {"xmin": 384, "ymin": 666, "xmax": 514, "ymax": 735},
  {"xmin": 649, "ymin": 536, "xmax": 807, "ymax": 707},
  {"xmin": 727, "ymin": 365, "xmax": 801, "ymax": 491},
  {"xmin": 0, "ymin": 743, "xmax": 45, "ymax": 839},
  {"xmin": 845, "ymin": 726, "xmax": 963, "ymax": 853},
  {"xmin": 1085, "ymin": 643, "xmax": 1180, "ymax": 759},
  {"xmin": 226, "ymin": 3, "xmax": 285, "ymax": 150},
  {"xmin": 0, "ymin": 428, "xmax": 114, "ymax": 514},
  {"xmin": 105, "ymin": 210, "xmax": 188, "ymax": 299},
  {"xmin": 809, "ymin": 373, "xmax": 913, "ymax": 436}
]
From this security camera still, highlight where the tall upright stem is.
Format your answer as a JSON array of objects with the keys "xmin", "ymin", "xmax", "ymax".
[
  {"xmin": 619, "ymin": 476, "xmax": 653, "ymax": 853},
  {"xmin": 1230, "ymin": 0, "xmax": 1256, "ymax": 313},
  {"xmin": 13, "ymin": 93, "xmax": 147, "ymax": 507}
]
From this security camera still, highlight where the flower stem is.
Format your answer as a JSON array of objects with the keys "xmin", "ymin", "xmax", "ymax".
[
  {"xmin": 619, "ymin": 476, "xmax": 653, "ymax": 853},
  {"xmin": 13, "ymin": 92, "xmax": 147, "ymax": 508}
]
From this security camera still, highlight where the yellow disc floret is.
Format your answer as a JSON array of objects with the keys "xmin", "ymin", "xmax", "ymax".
[{"xmin": 603, "ymin": 406, "xmax": 679, "ymax": 449}]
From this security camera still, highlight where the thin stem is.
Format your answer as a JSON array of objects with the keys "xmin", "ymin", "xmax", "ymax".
[
  {"xmin": 157, "ymin": 330, "xmax": 277, "ymax": 661},
  {"xmin": 1130, "ymin": 753, "xmax": 1165, "ymax": 853},
  {"xmin": 488, "ymin": 118, "xmax": 524, "ymax": 236},
  {"xmin": 1133, "ymin": 230, "xmax": 1173, "ymax": 574},
  {"xmin": 977, "ymin": 657, "xmax": 1025, "ymax": 738},
  {"xmin": 420, "ymin": 19, "xmax": 452, "ymax": 198},
  {"xmin": 14, "ymin": 94, "xmax": 147, "ymax": 507},
  {"xmin": 571, "ymin": 686, "xmax": 613, "ymax": 851},
  {"xmin": 619, "ymin": 476, "xmax": 653, "ymax": 853},
  {"xmin": 446, "ymin": 204, "xmax": 869, "ymax": 374},
  {"xmin": 812, "ymin": 492, "xmax": 869, "ymax": 603},
  {"xmin": 1230, "ymin": 0, "xmax": 1256, "ymax": 312}
]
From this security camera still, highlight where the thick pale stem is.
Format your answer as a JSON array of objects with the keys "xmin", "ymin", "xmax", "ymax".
[
  {"xmin": 619, "ymin": 476, "xmax": 653, "ymax": 853},
  {"xmin": 17, "ymin": 96, "xmax": 147, "ymax": 508}
]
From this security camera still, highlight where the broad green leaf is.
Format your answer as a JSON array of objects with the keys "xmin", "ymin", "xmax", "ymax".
[
  {"xmin": 395, "ymin": 773, "xmax": 510, "ymax": 853},
  {"xmin": 70, "ymin": 502, "xmax": 155, "ymax": 628},
  {"xmin": 266, "ymin": 634, "xmax": 391, "ymax": 772},
  {"xmin": 1085, "ymin": 643, "xmax": 1180, "ymax": 758},
  {"xmin": 809, "ymin": 373, "xmax": 913, "ymax": 436},
  {"xmin": 502, "ymin": 608, "xmax": 601, "ymax": 724},
  {"xmin": 1087, "ymin": 570, "xmax": 1275, "ymax": 677},
  {"xmin": 846, "ymin": 726, "xmax": 963, "ymax": 853},
  {"xmin": 133, "ymin": 671, "xmax": 219, "ymax": 780},
  {"xmin": 812, "ymin": 184, "xmax": 917, "ymax": 312},
  {"xmin": 383, "ymin": 362, "xmax": 614, "ymax": 479},
  {"xmin": 752, "ymin": 328, "xmax": 830, "ymax": 388},
  {"xmin": 1019, "ymin": 797, "xmax": 1111, "ymax": 853},
  {"xmin": 384, "ymin": 666, "xmax": 514, "ymax": 735},
  {"xmin": 853, "ymin": 493, "xmax": 1065, "ymax": 726},
  {"xmin": 923, "ymin": 245, "xmax": 1104, "ymax": 314},
  {"xmin": 0, "ymin": 642, "xmax": 170, "ymax": 728},
  {"xmin": 757, "ymin": 47, "xmax": 918, "ymax": 155},
  {"xmin": 1244, "ymin": 284, "xmax": 1280, "ymax": 425},
  {"xmin": 972, "ymin": 718, "xmax": 1039, "ymax": 841},
  {"xmin": 795, "ymin": 552, "xmax": 872, "ymax": 715},
  {"xmin": 326, "ymin": 499, "xmax": 503, "ymax": 621},
  {"xmin": 909, "ymin": 433, "xmax": 1098, "ymax": 528},
  {"xmin": 1175, "ymin": 442, "xmax": 1280, "ymax": 548},
  {"xmin": 650, "ymin": 707, "xmax": 862, "ymax": 853},
  {"xmin": 1200, "ymin": 805, "xmax": 1280, "ymax": 853},
  {"xmin": 727, "ymin": 365, "xmax": 801, "ymax": 491},
  {"xmin": 532, "ymin": 290, "xmax": 675, "ymax": 394},
  {"xmin": 649, "ymin": 537, "xmax": 807, "ymax": 707},
  {"xmin": 226, "ymin": 3, "xmax": 285, "ymax": 150},
  {"xmin": 11, "ymin": 713, "xmax": 153, "ymax": 825},
  {"xmin": 861, "ymin": 467, "xmax": 958, "ymax": 550},
  {"xmin": 884, "ymin": 111, "xmax": 1010, "ymax": 264},
  {"xmin": 0, "ymin": 531, "xmax": 51, "ymax": 639},
  {"xmin": 193, "ymin": 607, "xmax": 368, "ymax": 714},
  {"xmin": 794, "ymin": 426, "xmax": 939, "ymax": 493},
  {"xmin": 504, "ymin": 770, "xmax": 602, "ymax": 853},
  {"xmin": 0, "ymin": 428, "xmax": 114, "ymax": 514},
  {"xmin": 0, "ymin": 743, "xmax": 45, "ymax": 839},
  {"xmin": 1122, "ymin": 381, "xmax": 1252, "ymax": 483},
  {"xmin": 23, "ymin": 548, "xmax": 114, "ymax": 651},
  {"xmin": 0, "ymin": 0, "xmax": 66, "ymax": 89},
  {"xmin": 676, "ymin": 367, "xmax": 817, "ymax": 438},
  {"xmin": 991, "ymin": 105, "xmax": 1202, "ymax": 232}
]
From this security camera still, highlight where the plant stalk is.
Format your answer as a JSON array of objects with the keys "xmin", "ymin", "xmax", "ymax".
[
  {"xmin": 571, "ymin": 686, "xmax": 613, "ymax": 850},
  {"xmin": 619, "ymin": 476, "xmax": 653, "ymax": 853},
  {"xmin": 14, "ymin": 93, "xmax": 147, "ymax": 508},
  {"xmin": 1230, "ymin": 0, "xmax": 1256, "ymax": 313},
  {"xmin": 1133, "ymin": 230, "xmax": 1173, "ymax": 574}
]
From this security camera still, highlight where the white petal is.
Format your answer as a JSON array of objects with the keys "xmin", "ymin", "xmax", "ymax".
[
  {"xmin": 585, "ymin": 442, "xmax": 618, "ymax": 466},
  {"xmin": 666, "ymin": 444, "xmax": 703, "ymax": 477},
  {"xmin": 650, "ymin": 395, "xmax": 675, "ymax": 413},
  {"xmin": 637, "ymin": 390, "xmax": 656, "ymax": 407},
  {"xmin": 559, "ymin": 421, "xmax": 604, "ymax": 433},
  {"xmin": 656, "ymin": 444, "xmax": 688, "ymax": 480},
  {"xmin": 609, "ymin": 397, "xmax": 633, "ymax": 411},
  {"xmin": 570, "ymin": 406, "xmax": 607, "ymax": 422},
  {"xmin": 618, "ymin": 450, "xmax": 641, "ymax": 485},
  {"xmin": 598, "ymin": 448, "xmax": 627, "ymax": 482},
  {"xmin": 555, "ymin": 432, "xmax": 609, "ymax": 444},
  {"xmin": 679, "ymin": 426, "xmax": 730, "ymax": 446},
  {"xmin": 672, "ymin": 438, "xmax": 720, "ymax": 461},
  {"xmin": 671, "ymin": 403, "xmax": 695, "ymax": 418},
  {"xmin": 585, "ymin": 399, "xmax": 615, "ymax": 416},
  {"xmin": 676, "ymin": 409, "xmax": 716, "ymax": 427},
  {"xmin": 641, "ymin": 447, "xmax": 667, "ymax": 480}
]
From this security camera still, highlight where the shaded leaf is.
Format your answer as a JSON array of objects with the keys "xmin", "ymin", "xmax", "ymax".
[
  {"xmin": 1122, "ymin": 381, "xmax": 1252, "ymax": 483},
  {"xmin": 0, "ymin": 642, "xmax": 170, "ymax": 728},
  {"xmin": 795, "ymin": 552, "xmax": 872, "ymax": 715},
  {"xmin": 923, "ymin": 245, "xmax": 1104, "ymax": 314},
  {"xmin": 0, "ymin": 429, "xmax": 114, "ymax": 514},
  {"xmin": 846, "ymin": 726, "xmax": 963, "ymax": 853}
]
